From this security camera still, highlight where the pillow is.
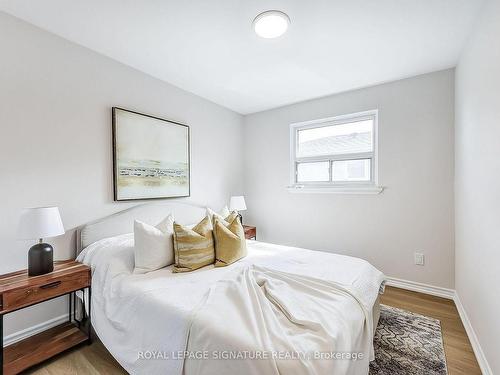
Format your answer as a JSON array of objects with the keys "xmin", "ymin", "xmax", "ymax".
[
  {"xmin": 133, "ymin": 214, "xmax": 175, "ymax": 274},
  {"xmin": 207, "ymin": 207, "xmax": 239, "ymax": 227},
  {"xmin": 173, "ymin": 216, "xmax": 215, "ymax": 272},
  {"xmin": 206, "ymin": 206, "xmax": 231, "ymax": 225},
  {"xmin": 213, "ymin": 216, "xmax": 247, "ymax": 267}
]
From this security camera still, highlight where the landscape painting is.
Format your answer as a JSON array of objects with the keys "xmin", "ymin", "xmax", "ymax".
[{"xmin": 112, "ymin": 107, "xmax": 190, "ymax": 201}]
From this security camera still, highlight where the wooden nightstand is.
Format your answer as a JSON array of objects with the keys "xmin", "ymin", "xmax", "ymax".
[
  {"xmin": 0, "ymin": 261, "xmax": 91, "ymax": 375},
  {"xmin": 243, "ymin": 225, "xmax": 257, "ymax": 240}
]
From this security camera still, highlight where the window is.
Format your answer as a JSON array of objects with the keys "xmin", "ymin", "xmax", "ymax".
[{"xmin": 289, "ymin": 110, "xmax": 382, "ymax": 193}]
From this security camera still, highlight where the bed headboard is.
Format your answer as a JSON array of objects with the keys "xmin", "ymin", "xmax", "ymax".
[{"xmin": 77, "ymin": 202, "xmax": 206, "ymax": 253}]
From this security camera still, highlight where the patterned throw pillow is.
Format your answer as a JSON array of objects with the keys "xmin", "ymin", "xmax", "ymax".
[
  {"xmin": 213, "ymin": 216, "xmax": 247, "ymax": 267},
  {"xmin": 173, "ymin": 216, "xmax": 215, "ymax": 272}
]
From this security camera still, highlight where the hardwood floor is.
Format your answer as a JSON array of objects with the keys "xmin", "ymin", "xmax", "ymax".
[
  {"xmin": 24, "ymin": 336, "xmax": 126, "ymax": 375},
  {"xmin": 22, "ymin": 286, "xmax": 481, "ymax": 374},
  {"xmin": 380, "ymin": 286, "xmax": 481, "ymax": 375}
]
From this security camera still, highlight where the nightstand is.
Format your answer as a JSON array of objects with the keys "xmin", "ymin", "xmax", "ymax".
[
  {"xmin": 243, "ymin": 225, "xmax": 257, "ymax": 240},
  {"xmin": 0, "ymin": 261, "xmax": 91, "ymax": 375}
]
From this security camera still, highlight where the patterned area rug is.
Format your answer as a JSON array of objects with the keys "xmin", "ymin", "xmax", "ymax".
[{"xmin": 370, "ymin": 304, "xmax": 448, "ymax": 375}]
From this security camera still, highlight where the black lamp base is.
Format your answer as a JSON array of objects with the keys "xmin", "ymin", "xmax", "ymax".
[{"xmin": 28, "ymin": 242, "xmax": 54, "ymax": 276}]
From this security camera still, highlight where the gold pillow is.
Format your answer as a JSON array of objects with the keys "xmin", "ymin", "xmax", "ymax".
[
  {"xmin": 209, "ymin": 210, "xmax": 238, "ymax": 227},
  {"xmin": 173, "ymin": 216, "xmax": 214, "ymax": 272},
  {"xmin": 213, "ymin": 216, "xmax": 247, "ymax": 267}
]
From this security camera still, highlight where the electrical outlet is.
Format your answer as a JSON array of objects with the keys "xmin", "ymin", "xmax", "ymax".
[{"xmin": 414, "ymin": 252, "xmax": 425, "ymax": 266}]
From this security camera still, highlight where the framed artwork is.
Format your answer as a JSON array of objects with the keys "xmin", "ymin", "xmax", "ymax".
[{"xmin": 112, "ymin": 107, "xmax": 190, "ymax": 201}]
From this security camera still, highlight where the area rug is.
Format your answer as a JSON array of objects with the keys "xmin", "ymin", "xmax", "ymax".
[{"xmin": 369, "ymin": 304, "xmax": 448, "ymax": 375}]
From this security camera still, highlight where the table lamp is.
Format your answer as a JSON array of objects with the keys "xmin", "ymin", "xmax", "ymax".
[
  {"xmin": 17, "ymin": 207, "xmax": 65, "ymax": 276},
  {"xmin": 229, "ymin": 196, "xmax": 247, "ymax": 224}
]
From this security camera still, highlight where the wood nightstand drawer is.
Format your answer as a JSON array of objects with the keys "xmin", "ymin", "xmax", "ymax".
[
  {"xmin": 3, "ymin": 272, "xmax": 89, "ymax": 313},
  {"xmin": 0, "ymin": 262, "xmax": 91, "ymax": 314}
]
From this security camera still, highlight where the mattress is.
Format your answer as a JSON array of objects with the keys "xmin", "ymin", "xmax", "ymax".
[{"xmin": 77, "ymin": 234, "xmax": 385, "ymax": 375}]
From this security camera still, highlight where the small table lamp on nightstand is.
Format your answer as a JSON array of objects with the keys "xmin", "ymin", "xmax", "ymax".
[
  {"xmin": 17, "ymin": 206, "xmax": 65, "ymax": 276},
  {"xmin": 230, "ymin": 195, "xmax": 247, "ymax": 224}
]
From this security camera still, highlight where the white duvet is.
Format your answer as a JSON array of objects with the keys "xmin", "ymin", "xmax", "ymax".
[{"xmin": 77, "ymin": 234, "xmax": 384, "ymax": 375}]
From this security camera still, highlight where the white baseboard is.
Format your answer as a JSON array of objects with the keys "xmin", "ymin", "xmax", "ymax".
[
  {"xmin": 385, "ymin": 276, "xmax": 492, "ymax": 375},
  {"xmin": 3, "ymin": 314, "xmax": 68, "ymax": 347},
  {"xmin": 385, "ymin": 276, "xmax": 455, "ymax": 299},
  {"xmin": 453, "ymin": 292, "xmax": 492, "ymax": 375}
]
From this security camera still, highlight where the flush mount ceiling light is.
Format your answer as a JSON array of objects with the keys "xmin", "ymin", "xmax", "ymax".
[{"xmin": 253, "ymin": 10, "xmax": 290, "ymax": 39}]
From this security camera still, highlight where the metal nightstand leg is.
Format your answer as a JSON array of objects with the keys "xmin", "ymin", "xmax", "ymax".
[
  {"xmin": 68, "ymin": 292, "xmax": 72, "ymax": 323},
  {"xmin": 67, "ymin": 288, "xmax": 92, "ymax": 345},
  {"xmin": 1, "ymin": 313, "xmax": 3, "ymax": 375},
  {"xmin": 87, "ymin": 286, "xmax": 92, "ymax": 345}
]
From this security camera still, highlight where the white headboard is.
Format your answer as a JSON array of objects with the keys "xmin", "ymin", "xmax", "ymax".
[{"xmin": 77, "ymin": 202, "xmax": 206, "ymax": 253}]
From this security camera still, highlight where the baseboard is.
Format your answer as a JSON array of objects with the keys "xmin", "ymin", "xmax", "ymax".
[
  {"xmin": 3, "ymin": 314, "xmax": 68, "ymax": 347},
  {"xmin": 453, "ymin": 292, "xmax": 493, "ymax": 375},
  {"xmin": 385, "ymin": 276, "xmax": 492, "ymax": 374},
  {"xmin": 385, "ymin": 276, "xmax": 455, "ymax": 299}
]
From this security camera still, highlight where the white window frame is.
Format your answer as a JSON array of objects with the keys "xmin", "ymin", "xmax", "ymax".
[{"xmin": 288, "ymin": 109, "xmax": 383, "ymax": 194}]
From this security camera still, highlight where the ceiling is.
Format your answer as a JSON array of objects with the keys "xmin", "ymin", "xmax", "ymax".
[{"xmin": 0, "ymin": 0, "xmax": 484, "ymax": 114}]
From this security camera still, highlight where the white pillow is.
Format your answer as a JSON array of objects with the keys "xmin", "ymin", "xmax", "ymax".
[
  {"xmin": 206, "ymin": 206, "xmax": 231, "ymax": 226},
  {"xmin": 133, "ymin": 214, "xmax": 175, "ymax": 274}
]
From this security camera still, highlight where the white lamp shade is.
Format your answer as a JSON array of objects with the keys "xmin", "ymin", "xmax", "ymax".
[
  {"xmin": 229, "ymin": 196, "xmax": 247, "ymax": 211},
  {"xmin": 17, "ymin": 207, "xmax": 65, "ymax": 240}
]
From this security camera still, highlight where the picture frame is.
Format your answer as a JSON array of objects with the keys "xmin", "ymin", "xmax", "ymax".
[{"xmin": 112, "ymin": 107, "xmax": 190, "ymax": 201}]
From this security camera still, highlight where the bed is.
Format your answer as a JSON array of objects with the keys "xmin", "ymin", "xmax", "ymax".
[{"xmin": 76, "ymin": 202, "xmax": 385, "ymax": 375}]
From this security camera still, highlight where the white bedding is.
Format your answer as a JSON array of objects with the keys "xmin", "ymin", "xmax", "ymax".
[
  {"xmin": 186, "ymin": 266, "xmax": 374, "ymax": 375},
  {"xmin": 77, "ymin": 234, "xmax": 385, "ymax": 375}
]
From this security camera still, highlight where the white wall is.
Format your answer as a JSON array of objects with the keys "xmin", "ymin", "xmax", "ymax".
[
  {"xmin": 0, "ymin": 12, "xmax": 243, "ymax": 336},
  {"xmin": 243, "ymin": 69, "xmax": 455, "ymax": 288},
  {"xmin": 455, "ymin": 0, "xmax": 500, "ymax": 373}
]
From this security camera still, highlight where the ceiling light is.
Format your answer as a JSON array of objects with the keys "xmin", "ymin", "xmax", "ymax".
[{"xmin": 253, "ymin": 10, "xmax": 290, "ymax": 39}]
